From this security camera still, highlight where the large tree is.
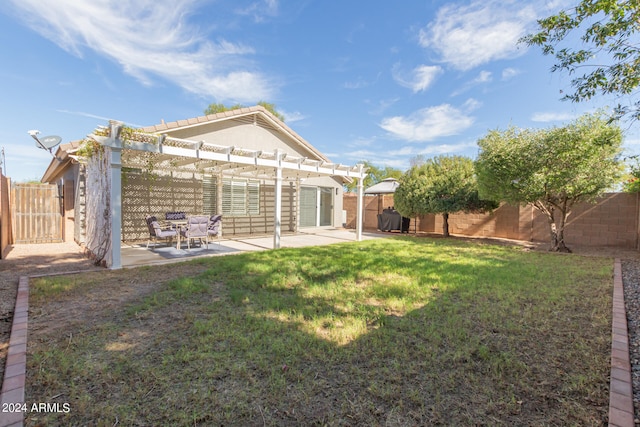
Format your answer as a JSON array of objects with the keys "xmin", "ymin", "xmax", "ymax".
[
  {"xmin": 475, "ymin": 112, "xmax": 623, "ymax": 252},
  {"xmin": 522, "ymin": 0, "xmax": 640, "ymax": 121},
  {"xmin": 204, "ymin": 101, "xmax": 286, "ymax": 122},
  {"xmin": 394, "ymin": 155, "xmax": 497, "ymax": 237}
]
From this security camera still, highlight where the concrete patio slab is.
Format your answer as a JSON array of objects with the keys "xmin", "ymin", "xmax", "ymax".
[{"xmin": 121, "ymin": 228, "xmax": 394, "ymax": 268}]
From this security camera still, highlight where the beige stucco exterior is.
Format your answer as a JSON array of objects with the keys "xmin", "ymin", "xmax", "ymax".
[{"xmin": 42, "ymin": 106, "xmax": 361, "ymax": 264}]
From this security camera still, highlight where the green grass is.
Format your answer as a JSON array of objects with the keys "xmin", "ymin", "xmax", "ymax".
[{"xmin": 26, "ymin": 236, "xmax": 613, "ymax": 426}]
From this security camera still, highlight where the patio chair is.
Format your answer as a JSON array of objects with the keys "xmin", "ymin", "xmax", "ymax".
[
  {"xmin": 208, "ymin": 214, "xmax": 223, "ymax": 247},
  {"xmin": 145, "ymin": 215, "xmax": 178, "ymax": 249},
  {"xmin": 180, "ymin": 215, "xmax": 210, "ymax": 249}
]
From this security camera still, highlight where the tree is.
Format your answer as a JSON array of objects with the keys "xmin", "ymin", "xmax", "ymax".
[
  {"xmin": 475, "ymin": 112, "xmax": 623, "ymax": 252},
  {"xmin": 204, "ymin": 101, "xmax": 286, "ymax": 122},
  {"xmin": 344, "ymin": 161, "xmax": 402, "ymax": 193},
  {"xmin": 204, "ymin": 103, "xmax": 244, "ymax": 115},
  {"xmin": 522, "ymin": 0, "xmax": 640, "ymax": 121},
  {"xmin": 622, "ymin": 155, "xmax": 640, "ymax": 192},
  {"xmin": 394, "ymin": 155, "xmax": 497, "ymax": 237}
]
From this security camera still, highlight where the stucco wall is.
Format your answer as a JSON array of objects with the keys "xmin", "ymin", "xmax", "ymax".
[{"xmin": 160, "ymin": 118, "xmax": 320, "ymax": 160}]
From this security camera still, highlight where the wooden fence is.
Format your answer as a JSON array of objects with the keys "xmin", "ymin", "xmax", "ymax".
[
  {"xmin": 11, "ymin": 183, "xmax": 63, "ymax": 244},
  {"xmin": 0, "ymin": 174, "xmax": 10, "ymax": 257}
]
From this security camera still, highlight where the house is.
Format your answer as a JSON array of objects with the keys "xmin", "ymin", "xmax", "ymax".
[{"xmin": 41, "ymin": 106, "xmax": 367, "ymax": 268}]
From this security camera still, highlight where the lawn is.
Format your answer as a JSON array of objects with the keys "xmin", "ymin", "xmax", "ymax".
[{"xmin": 25, "ymin": 236, "xmax": 612, "ymax": 426}]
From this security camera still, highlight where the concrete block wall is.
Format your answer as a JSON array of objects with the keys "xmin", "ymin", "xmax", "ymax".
[{"xmin": 344, "ymin": 192, "xmax": 640, "ymax": 249}]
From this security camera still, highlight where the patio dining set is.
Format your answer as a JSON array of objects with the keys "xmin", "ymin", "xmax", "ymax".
[{"xmin": 145, "ymin": 212, "xmax": 222, "ymax": 250}]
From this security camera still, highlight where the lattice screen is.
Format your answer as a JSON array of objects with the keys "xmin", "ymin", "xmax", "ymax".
[
  {"xmin": 122, "ymin": 170, "xmax": 297, "ymax": 242},
  {"xmin": 122, "ymin": 171, "xmax": 204, "ymax": 241}
]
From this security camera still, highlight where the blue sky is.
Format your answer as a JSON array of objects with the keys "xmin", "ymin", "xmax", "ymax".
[{"xmin": 1, "ymin": 0, "xmax": 639, "ymax": 182}]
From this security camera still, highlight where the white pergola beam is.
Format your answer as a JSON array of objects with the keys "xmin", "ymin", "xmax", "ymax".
[{"xmin": 91, "ymin": 126, "xmax": 367, "ymax": 269}]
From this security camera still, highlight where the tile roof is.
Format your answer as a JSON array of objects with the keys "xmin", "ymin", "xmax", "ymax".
[{"xmin": 142, "ymin": 105, "xmax": 329, "ymax": 163}]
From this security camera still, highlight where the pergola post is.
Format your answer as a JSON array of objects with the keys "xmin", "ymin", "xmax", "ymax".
[
  {"xmin": 109, "ymin": 123, "xmax": 123, "ymax": 269},
  {"xmin": 356, "ymin": 163, "xmax": 365, "ymax": 241},
  {"xmin": 274, "ymin": 150, "xmax": 283, "ymax": 249}
]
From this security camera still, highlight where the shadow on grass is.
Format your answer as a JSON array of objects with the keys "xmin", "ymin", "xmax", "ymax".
[{"xmin": 25, "ymin": 237, "xmax": 612, "ymax": 426}]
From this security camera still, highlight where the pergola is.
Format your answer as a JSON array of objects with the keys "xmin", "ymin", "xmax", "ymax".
[{"xmin": 90, "ymin": 122, "xmax": 368, "ymax": 269}]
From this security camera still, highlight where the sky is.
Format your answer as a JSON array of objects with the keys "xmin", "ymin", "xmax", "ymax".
[{"xmin": 1, "ymin": 0, "xmax": 639, "ymax": 182}]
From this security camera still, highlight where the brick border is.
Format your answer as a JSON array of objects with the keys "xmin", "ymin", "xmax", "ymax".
[
  {"xmin": 0, "ymin": 276, "xmax": 28, "ymax": 427},
  {"xmin": 610, "ymin": 259, "xmax": 635, "ymax": 427},
  {"xmin": 0, "ymin": 261, "xmax": 636, "ymax": 426}
]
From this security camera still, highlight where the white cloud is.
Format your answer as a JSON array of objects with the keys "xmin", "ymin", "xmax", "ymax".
[
  {"xmin": 531, "ymin": 112, "xmax": 578, "ymax": 122},
  {"xmin": 379, "ymin": 104, "xmax": 475, "ymax": 142},
  {"xmin": 416, "ymin": 141, "xmax": 477, "ymax": 156},
  {"xmin": 281, "ymin": 110, "xmax": 306, "ymax": 123},
  {"xmin": 8, "ymin": 0, "xmax": 274, "ymax": 102},
  {"xmin": 344, "ymin": 77, "xmax": 370, "ymax": 90},
  {"xmin": 502, "ymin": 67, "xmax": 521, "ymax": 80},
  {"xmin": 462, "ymin": 98, "xmax": 482, "ymax": 112},
  {"xmin": 418, "ymin": 0, "xmax": 537, "ymax": 70},
  {"xmin": 343, "ymin": 149, "xmax": 377, "ymax": 160},
  {"xmin": 368, "ymin": 141, "xmax": 477, "ymax": 168},
  {"xmin": 451, "ymin": 71, "xmax": 493, "ymax": 96},
  {"xmin": 392, "ymin": 64, "xmax": 443, "ymax": 93},
  {"xmin": 235, "ymin": 0, "xmax": 279, "ymax": 23},
  {"xmin": 474, "ymin": 71, "xmax": 492, "ymax": 84},
  {"xmin": 366, "ymin": 98, "xmax": 400, "ymax": 116}
]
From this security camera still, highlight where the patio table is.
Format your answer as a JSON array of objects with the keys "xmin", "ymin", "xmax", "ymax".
[{"xmin": 167, "ymin": 219, "xmax": 188, "ymax": 249}]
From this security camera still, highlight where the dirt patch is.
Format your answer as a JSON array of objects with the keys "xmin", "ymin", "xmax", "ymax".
[
  {"xmin": 0, "ymin": 243, "xmax": 100, "ymax": 389},
  {"xmin": 28, "ymin": 262, "xmax": 210, "ymax": 337}
]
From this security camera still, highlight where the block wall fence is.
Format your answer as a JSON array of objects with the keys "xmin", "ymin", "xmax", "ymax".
[{"xmin": 343, "ymin": 192, "xmax": 640, "ymax": 249}]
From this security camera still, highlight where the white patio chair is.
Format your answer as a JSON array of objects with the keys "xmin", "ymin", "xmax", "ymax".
[
  {"xmin": 145, "ymin": 215, "xmax": 178, "ymax": 249},
  {"xmin": 208, "ymin": 214, "xmax": 222, "ymax": 247},
  {"xmin": 180, "ymin": 215, "xmax": 210, "ymax": 249}
]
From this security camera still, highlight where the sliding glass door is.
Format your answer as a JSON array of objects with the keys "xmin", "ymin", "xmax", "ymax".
[{"xmin": 299, "ymin": 186, "xmax": 333, "ymax": 227}]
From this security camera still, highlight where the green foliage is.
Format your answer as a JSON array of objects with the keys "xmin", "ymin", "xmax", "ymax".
[
  {"xmin": 475, "ymin": 112, "xmax": 623, "ymax": 251},
  {"xmin": 204, "ymin": 102, "xmax": 244, "ymax": 115},
  {"xmin": 344, "ymin": 160, "xmax": 402, "ymax": 193},
  {"xmin": 476, "ymin": 112, "xmax": 623, "ymax": 204},
  {"xmin": 623, "ymin": 156, "xmax": 640, "ymax": 192},
  {"xmin": 204, "ymin": 101, "xmax": 286, "ymax": 122},
  {"xmin": 74, "ymin": 137, "xmax": 104, "ymax": 159},
  {"xmin": 394, "ymin": 155, "xmax": 497, "ymax": 236},
  {"xmin": 522, "ymin": 0, "xmax": 640, "ymax": 121}
]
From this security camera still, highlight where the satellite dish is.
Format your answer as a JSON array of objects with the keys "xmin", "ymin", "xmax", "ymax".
[{"xmin": 37, "ymin": 135, "xmax": 62, "ymax": 150}]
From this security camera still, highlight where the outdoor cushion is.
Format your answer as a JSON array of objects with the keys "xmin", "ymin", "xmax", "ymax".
[
  {"xmin": 165, "ymin": 211, "xmax": 186, "ymax": 220},
  {"xmin": 208, "ymin": 214, "xmax": 222, "ymax": 234},
  {"xmin": 153, "ymin": 222, "xmax": 177, "ymax": 238},
  {"xmin": 180, "ymin": 215, "xmax": 209, "ymax": 249},
  {"xmin": 145, "ymin": 215, "xmax": 177, "ymax": 249}
]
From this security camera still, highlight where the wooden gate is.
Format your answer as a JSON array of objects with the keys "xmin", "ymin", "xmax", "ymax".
[{"xmin": 11, "ymin": 183, "xmax": 63, "ymax": 244}]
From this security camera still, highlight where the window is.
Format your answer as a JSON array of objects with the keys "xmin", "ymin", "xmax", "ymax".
[
  {"xmin": 202, "ymin": 175, "xmax": 218, "ymax": 215},
  {"xmin": 222, "ymin": 178, "xmax": 260, "ymax": 216}
]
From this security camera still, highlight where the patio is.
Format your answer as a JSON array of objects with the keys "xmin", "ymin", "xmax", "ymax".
[{"xmin": 121, "ymin": 228, "xmax": 392, "ymax": 268}]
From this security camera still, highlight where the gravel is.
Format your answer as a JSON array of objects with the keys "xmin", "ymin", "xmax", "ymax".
[{"xmin": 623, "ymin": 259, "xmax": 640, "ymax": 421}]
